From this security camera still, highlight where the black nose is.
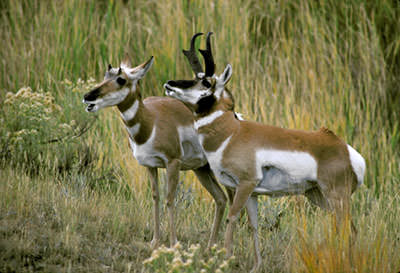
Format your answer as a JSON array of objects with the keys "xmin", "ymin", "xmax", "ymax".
[
  {"xmin": 167, "ymin": 80, "xmax": 178, "ymax": 87},
  {"xmin": 83, "ymin": 88, "xmax": 100, "ymax": 101}
]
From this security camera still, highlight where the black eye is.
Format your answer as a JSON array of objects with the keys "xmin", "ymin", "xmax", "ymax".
[
  {"xmin": 202, "ymin": 80, "xmax": 211, "ymax": 88},
  {"xmin": 116, "ymin": 77, "xmax": 126, "ymax": 86}
]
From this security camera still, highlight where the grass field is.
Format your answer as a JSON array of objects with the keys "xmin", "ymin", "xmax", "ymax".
[{"xmin": 1, "ymin": 0, "xmax": 399, "ymax": 272}]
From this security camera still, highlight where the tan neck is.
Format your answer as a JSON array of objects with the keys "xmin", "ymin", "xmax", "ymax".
[
  {"xmin": 117, "ymin": 88, "xmax": 154, "ymax": 145},
  {"xmin": 197, "ymin": 111, "xmax": 239, "ymax": 152}
]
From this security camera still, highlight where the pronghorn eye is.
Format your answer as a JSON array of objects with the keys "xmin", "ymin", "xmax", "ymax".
[
  {"xmin": 202, "ymin": 80, "xmax": 211, "ymax": 88},
  {"xmin": 116, "ymin": 77, "xmax": 126, "ymax": 86}
]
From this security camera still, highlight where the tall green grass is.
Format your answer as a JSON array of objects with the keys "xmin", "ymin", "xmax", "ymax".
[{"xmin": 1, "ymin": 0, "xmax": 399, "ymax": 272}]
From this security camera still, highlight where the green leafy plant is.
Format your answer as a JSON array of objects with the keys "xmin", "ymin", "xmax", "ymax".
[{"xmin": 0, "ymin": 80, "xmax": 96, "ymax": 174}]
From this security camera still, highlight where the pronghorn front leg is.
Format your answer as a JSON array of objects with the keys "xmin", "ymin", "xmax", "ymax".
[
  {"xmin": 147, "ymin": 167, "xmax": 160, "ymax": 249},
  {"xmin": 166, "ymin": 159, "xmax": 181, "ymax": 246},
  {"xmin": 224, "ymin": 180, "xmax": 257, "ymax": 257},
  {"xmin": 193, "ymin": 164, "xmax": 227, "ymax": 248}
]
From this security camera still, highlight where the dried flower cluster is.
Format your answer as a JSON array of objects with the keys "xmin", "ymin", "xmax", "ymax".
[{"xmin": 142, "ymin": 242, "xmax": 235, "ymax": 273}]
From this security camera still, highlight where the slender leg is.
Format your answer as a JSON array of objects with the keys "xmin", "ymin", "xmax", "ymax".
[
  {"xmin": 246, "ymin": 195, "xmax": 262, "ymax": 273},
  {"xmin": 324, "ymin": 189, "xmax": 352, "ymax": 232},
  {"xmin": 224, "ymin": 180, "xmax": 257, "ymax": 257},
  {"xmin": 226, "ymin": 186, "xmax": 235, "ymax": 206},
  {"xmin": 305, "ymin": 187, "xmax": 329, "ymax": 210},
  {"xmin": 166, "ymin": 159, "xmax": 181, "ymax": 247},
  {"xmin": 147, "ymin": 167, "xmax": 160, "ymax": 249},
  {"xmin": 193, "ymin": 164, "xmax": 227, "ymax": 248}
]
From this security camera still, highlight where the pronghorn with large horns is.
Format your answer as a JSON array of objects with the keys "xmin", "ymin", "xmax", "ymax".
[
  {"xmin": 82, "ymin": 55, "xmax": 228, "ymax": 248},
  {"xmin": 164, "ymin": 33, "xmax": 366, "ymax": 271}
]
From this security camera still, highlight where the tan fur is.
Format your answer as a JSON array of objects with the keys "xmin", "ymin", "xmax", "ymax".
[
  {"xmin": 200, "ymin": 92, "xmax": 359, "ymax": 272},
  {"xmin": 167, "ymin": 83, "xmax": 363, "ymax": 271},
  {"xmin": 201, "ymin": 98, "xmax": 357, "ymax": 190},
  {"xmin": 83, "ymin": 58, "xmax": 228, "ymax": 249}
]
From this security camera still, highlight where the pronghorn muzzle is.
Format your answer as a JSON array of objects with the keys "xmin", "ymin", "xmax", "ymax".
[{"xmin": 82, "ymin": 88, "xmax": 100, "ymax": 112}]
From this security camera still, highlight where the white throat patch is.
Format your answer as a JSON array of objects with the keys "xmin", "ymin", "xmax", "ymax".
[
  {"xmin": 127, "ymin": 123, "xmax": 141, "ymax": 137},
  {"xmin": 194, "ymin": 110, "xmax": 224, "ymax": 130},
  {"xmin": 121, "ymin": 100, "xmax": 139, "ymax": 121}
]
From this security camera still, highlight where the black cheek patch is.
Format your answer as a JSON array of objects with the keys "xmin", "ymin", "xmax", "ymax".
[
  {"xmin": 196, "ymin": 95, "xmax": 216, "ymax": 114},
  {"xmin": 116, "ymin": 77, "xmax": 126, "ymax": 86}
]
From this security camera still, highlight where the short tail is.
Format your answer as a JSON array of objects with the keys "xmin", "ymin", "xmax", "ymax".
[{"xmin": 347, "ymin": 145, "xmax": 366, "ymax": 187}]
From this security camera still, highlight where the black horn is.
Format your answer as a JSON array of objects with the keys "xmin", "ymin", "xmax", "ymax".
[
  {"xmin": 182, "ymin": 33, "xmax": 204, "ymax": 76},
  {"xmin": 199, "ymin": 32, "xmax": 215, "ymax": 77}
]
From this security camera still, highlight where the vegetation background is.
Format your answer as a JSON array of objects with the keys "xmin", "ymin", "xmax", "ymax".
[{"xmin": 0, "ymin": 0, "xmax": 399, "ymax": 272}]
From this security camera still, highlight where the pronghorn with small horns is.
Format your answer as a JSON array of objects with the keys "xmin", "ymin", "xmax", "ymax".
[
  {"xmin": 164, "ymin": 32, "xmax": 366, "ymax": 271},
  {"xmin": 82, "ymin": 54, "xmax": 228, "ymax": 248}
]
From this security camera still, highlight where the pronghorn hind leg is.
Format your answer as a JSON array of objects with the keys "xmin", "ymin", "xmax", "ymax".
[
  {"xmin": 166, "ymin": 159, "xmax": 181, "ymax": 247},
  {"xmin": 317, "ymin": 174, "xmax": 356, "ymax": 236},
  {"xmin": 224, "ymin": 180, "xmax": 257, "ymax": 257},
  {"xmin": 193, "ymin": 164, "xmax": 227, "ymax": 248},
  {"xmin": 305, "ymin": 187, "xmax": 330, "ymax": 210},
  {"xmin": 325, "ymin": 189, "xmax": 354, "ymax": 233},
  {"xmin": 226, "ymin": 186, "xmax": 235, "ymax": 206},
  {"xmin": 147, "ymin": 167, "xmax": 160, "ymax": 249},
  {"xmin": 246, "ymin": 195, "xmax": 262, "ymax": 273}
]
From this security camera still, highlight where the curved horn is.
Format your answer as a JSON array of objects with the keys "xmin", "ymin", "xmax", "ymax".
[
  {"xmin": 199, "ymin": 32, "xmax": 215, "ymax": 77},
  {"xmin": 182, "ymin": 33, "xmax": 204, "ymax": 76}
]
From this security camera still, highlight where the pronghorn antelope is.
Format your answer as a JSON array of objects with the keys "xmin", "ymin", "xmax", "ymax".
[
  {"xmin": 164, "ymin": 33, "xmax": 366, "ymax": 271},
  {"xmin": 82, "ymin": 55, "xmax": 228, "ymax": 248}
]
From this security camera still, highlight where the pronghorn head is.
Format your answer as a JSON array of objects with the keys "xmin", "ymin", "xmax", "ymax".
[
  {"xmin": 82, "ymin": 56, "xmax": 154, "ymax": 112},
  {"xmin": 164, "ymin": 32, "xmax": 233, "ymax": 114}
]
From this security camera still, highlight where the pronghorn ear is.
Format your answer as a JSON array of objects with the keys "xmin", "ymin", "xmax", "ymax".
[
  {"xmin": 130, "ymin": 56, "xmax": 154, "ymax": 79},
  {"xmin": 121, "ymin": 53, "xmax": 132, "ymax": 68},
  {"xmin": 217, "ymin": 64, "xmax": 232, "ymax": 86},
  {"xmin": 214, "ymin": 64, "xmax": 232, "ymax": 98}
]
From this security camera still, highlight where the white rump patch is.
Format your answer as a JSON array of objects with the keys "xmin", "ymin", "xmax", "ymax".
[
  {"xmin": 194, "ymin": 110, "xmax": 224, "ymax": 130},
  {"xmin": 347, "ymin": 145, "xmax": 366, "ymax": 186},
  {"xmin": 121, "ymin": 100, "xmax": 139, "ymax": 121}
]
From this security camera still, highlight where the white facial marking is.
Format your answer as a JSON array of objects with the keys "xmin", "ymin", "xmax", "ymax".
[
  {"xmin": 164, "ymin": 83, "xmax": 211, "ymax": 105},
  {"xmin": 121, "ymin": 100, "xmax": 139, "ymax": 121},
  {"xmin": 347, "ymin": 145, "xmax": 366, "ymax": 186},
  {"xmin": 87, "ymin": 87, "xmax": 130, "ymax": 111},
  {"xmin": 194, "ymin": 110, "xmax": 224, "ymax": 130}
]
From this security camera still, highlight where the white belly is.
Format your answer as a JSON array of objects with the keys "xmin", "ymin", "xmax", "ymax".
[
  {"xmin": 129, "ymin": 128, "xmax": 167, "ymax": 168},
  {"xmin": 205, "ymin": 136, "xmax": 318, "ymax": 196},
  {"xmin": 253, "ymin": 149, "xmax": 317, "ymax": 195},
  {"xmin": 177, "ymin": 125, "xmax": 207, "ymax": 170},
  {"xmin": 128, "ymin": 126, "xmax": 207, "ymax": 170}
]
